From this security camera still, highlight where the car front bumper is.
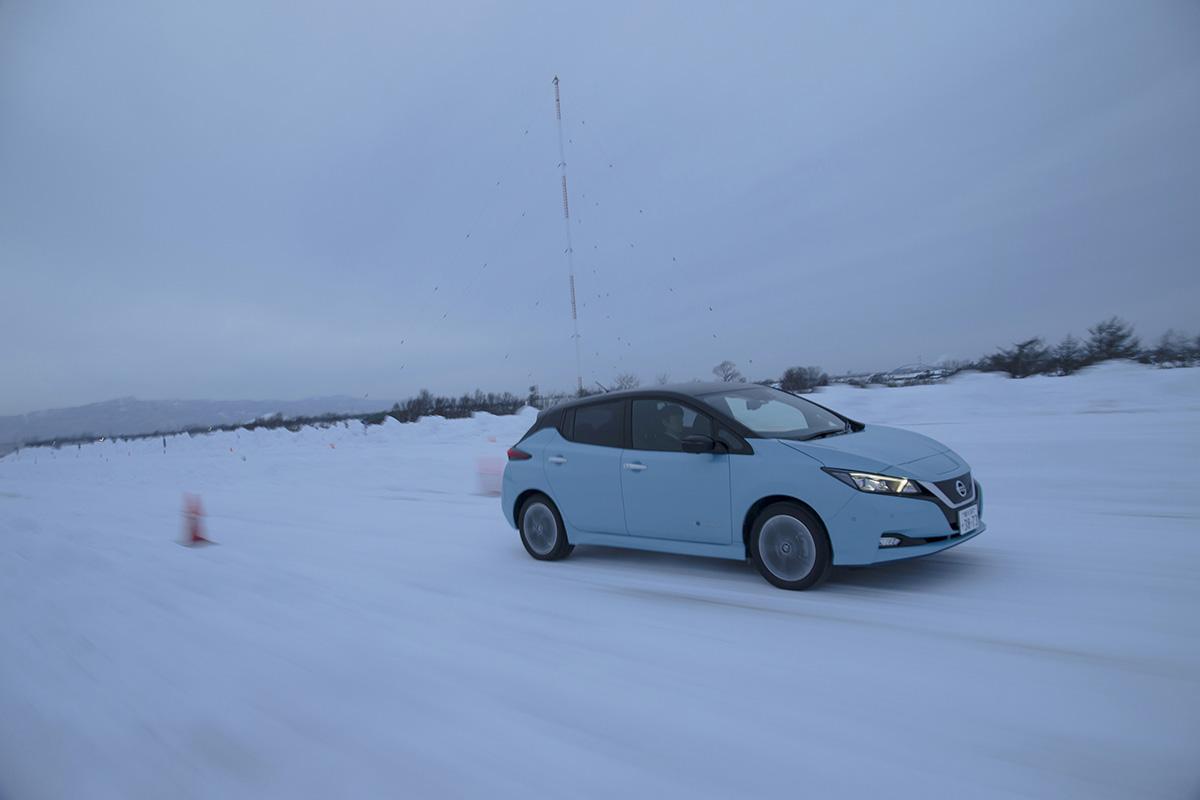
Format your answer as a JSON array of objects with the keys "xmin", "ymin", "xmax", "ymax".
[
  {"xmin": 827, "ymin": 486, "xmax": 985, "ymax": 566},
  {"xmin": 860, "ymin": 523, "xmax": 986, "ymax": 564}
]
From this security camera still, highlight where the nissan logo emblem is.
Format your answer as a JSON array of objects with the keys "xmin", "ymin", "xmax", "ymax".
[{"xmin": 955, "ymin": 480, "xmax": 968, "ymax": 498}]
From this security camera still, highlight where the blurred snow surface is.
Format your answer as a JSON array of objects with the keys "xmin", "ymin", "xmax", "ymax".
[{"xmin": 1, "ymin": 361, "xmax": 1198, "ymax": 799}]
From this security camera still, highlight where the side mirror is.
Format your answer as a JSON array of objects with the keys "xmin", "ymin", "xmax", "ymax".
[{"xmin": 681, "ymin": 434, "xmax": 717, "ymax": 453}]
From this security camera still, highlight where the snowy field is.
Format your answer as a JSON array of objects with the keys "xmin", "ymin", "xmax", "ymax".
[{"xmin": 2, "ymin": 362, "xmax": 1198, "ymax": 799}]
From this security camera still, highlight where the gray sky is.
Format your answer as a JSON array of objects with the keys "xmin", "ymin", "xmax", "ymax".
[{"xmin": 2, "ymin": 1, "xmax": 1198, "ymax": 415}]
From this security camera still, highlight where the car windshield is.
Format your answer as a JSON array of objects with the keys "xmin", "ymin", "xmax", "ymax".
[{"xmin": 700, "ymin": 385, "xmax": 847, "ymax": 440}]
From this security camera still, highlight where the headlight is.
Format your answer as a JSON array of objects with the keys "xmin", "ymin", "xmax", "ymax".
[{"xmin": 823, "ymin": 468, "xmax": 922, "ymax": 495}]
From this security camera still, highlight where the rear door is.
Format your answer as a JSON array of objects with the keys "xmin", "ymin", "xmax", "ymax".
[
  {"xmin": 544, "ymin": 399, "xmax": 628, "ymax": 536},
  {"xmin": 620, "ymin": 397, "xmax": 733, "ymax": 544}
]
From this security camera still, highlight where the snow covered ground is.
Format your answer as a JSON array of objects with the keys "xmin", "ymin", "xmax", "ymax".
[{"xmin": 2, "ymin": 362, "xmax": 1198, "ymax": 799}]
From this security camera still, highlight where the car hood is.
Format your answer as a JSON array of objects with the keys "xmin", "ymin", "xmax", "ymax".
[{"xmin": 777, "ymin": 424, "xmax": 966, "ymax": 479}]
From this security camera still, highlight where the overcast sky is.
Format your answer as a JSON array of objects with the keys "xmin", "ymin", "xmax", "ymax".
[{"xmin": 2, "ymin": 1, "xmax": 1197, "ymax": 414}]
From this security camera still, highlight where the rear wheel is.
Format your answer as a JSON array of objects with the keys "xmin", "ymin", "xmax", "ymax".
[
  {"xmin": 518, "ymin": 494, "xmax": 574, "ymax": 561},
  {"xmin": 749, "ymin": 503, "xmax": 832, "ymax": 590}
]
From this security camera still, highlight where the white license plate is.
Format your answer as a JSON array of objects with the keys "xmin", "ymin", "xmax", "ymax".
[{"xmin": 958, "ymin": 505, "xmax": 980, "ymax": 534}]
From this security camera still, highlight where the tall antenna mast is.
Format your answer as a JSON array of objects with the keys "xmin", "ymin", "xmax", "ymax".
[{"xmin": 553, "ymin": 76, "xmax": 584, "ymax": 395}]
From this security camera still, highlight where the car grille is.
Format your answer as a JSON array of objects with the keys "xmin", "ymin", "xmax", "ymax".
[{"xmin": 932, "ymin": 472, "xmax": 974, "ymax": 506}]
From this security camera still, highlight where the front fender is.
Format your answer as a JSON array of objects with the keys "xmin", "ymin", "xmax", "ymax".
[{"xmin": 730, "ymin": 439, "xmax": 858, "ymax": 551}]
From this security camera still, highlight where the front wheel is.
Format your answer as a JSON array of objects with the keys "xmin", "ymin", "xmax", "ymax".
[
  {"xmin": 749, "ymin": 503, "xmax": 832, "ymax": 590},
  {"xmin": 518, "ymin": 494, "xmax": 574, "ymax": 561}
]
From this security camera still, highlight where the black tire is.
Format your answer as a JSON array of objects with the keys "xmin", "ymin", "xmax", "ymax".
[
  {"xmin": 749, "ymin": 502, "xmax": 832, "ymax": 590},
  {"xmin": 518, "ymin": 493, "xmax": 574, "ymax": 561}
]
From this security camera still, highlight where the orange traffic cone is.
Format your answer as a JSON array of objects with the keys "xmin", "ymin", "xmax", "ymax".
[{"xmin": 182, "ymin": 493, "xmax": 212, "ymax": 546}]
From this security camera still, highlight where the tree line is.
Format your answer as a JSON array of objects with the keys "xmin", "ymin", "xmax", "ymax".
[
  {"xmin": 21, "ymin": 390, "xmax": 528, "ymax": 451},
  {"xmin": 594, "ymin": 360, "xmax": 833, "ymax": 395},
  {"xmin": 976, "ymin": 317, "xmax": 1197, "ymax": 378},
  {"xmin": 603, "ymin": 316, "xmax": 1197, "ymax": 394},
  {"xmin": 16, "ymin": 317, "xmax": 1195, "ymax": 453}
]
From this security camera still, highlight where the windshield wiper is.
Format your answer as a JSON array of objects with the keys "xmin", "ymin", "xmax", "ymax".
[{"xmin": 804, "ymin": 425, "xmax": 850, "ymax": 441}]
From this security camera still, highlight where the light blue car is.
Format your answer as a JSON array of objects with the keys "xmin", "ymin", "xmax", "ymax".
[{"xmin": 501, "ymin": 383, "xmax": 984, "ymax": 590}]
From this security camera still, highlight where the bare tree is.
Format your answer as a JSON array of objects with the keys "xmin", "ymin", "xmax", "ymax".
[
  {"xmin": 780, "ymin": 366, "xmax": 828, "ymax": 393},
  {"xmin": 612, "ymin": 372, "xmax": 641, "ymax": 390},
  {"xmin": 712, "ymin": 360, "xmax": 745, "ymax": 383},
  {"xmin": 655, "ymin": 372, "xmax": 671, "ymax": 386}
]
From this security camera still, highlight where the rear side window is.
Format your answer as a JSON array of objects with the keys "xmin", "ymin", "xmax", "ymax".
[
  {"xmin": 518, "ymin": 409, "xmax": 561, "ymax": 443},
  {"xmin": 570, "ymin": 400, "xmax": 624, "ymax": 448}
]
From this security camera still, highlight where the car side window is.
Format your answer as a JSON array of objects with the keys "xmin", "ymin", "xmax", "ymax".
[
  {"xmin": 518, "ymin": 409, "xmax": 561, "ymax": 443},
  {"xmin": 570, "ymin": 400, "xmax": 624, "ymax": 448},
  {"xmin": 630, "ymin": 399, "xmax": 714, "ymax": 452}
]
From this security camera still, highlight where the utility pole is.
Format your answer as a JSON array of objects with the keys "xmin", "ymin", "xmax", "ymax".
[{"xmin": 553, "ymin": 76, "xmax": 584, "ymax": 395}]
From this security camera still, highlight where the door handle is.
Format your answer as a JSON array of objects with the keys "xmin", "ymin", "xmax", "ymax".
[
  {"xmin": 623, "ymin": 462, "xmax": 647, "ymax": 472},
  {"xmin": 548, "ymin": 455, "xmax": 567, "ymax": 465}
]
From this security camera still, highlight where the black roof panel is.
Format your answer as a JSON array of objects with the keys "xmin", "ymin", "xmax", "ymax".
[{"xmin": 542, "ymin": 381, "xmax": 762, "ymax": 414}]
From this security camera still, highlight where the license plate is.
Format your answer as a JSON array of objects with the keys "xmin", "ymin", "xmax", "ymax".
[{"xmin": 958, "ymin": 505, "xmax": 980, "ymax": 534}]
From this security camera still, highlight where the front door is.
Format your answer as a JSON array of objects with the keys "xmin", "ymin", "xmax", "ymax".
[{"xmin": 620, "ymin": 398, "xmax": 732, "ymax": 544}]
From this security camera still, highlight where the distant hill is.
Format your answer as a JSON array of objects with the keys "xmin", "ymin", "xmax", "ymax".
[{"xmin": 0, "ymin": 396, "xmax": 388, "ymax": 452}]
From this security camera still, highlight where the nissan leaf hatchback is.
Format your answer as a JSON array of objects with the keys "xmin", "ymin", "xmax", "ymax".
[{"xmin": 501, "ymin": 383, "xmax": 984, "ymax": 590}]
